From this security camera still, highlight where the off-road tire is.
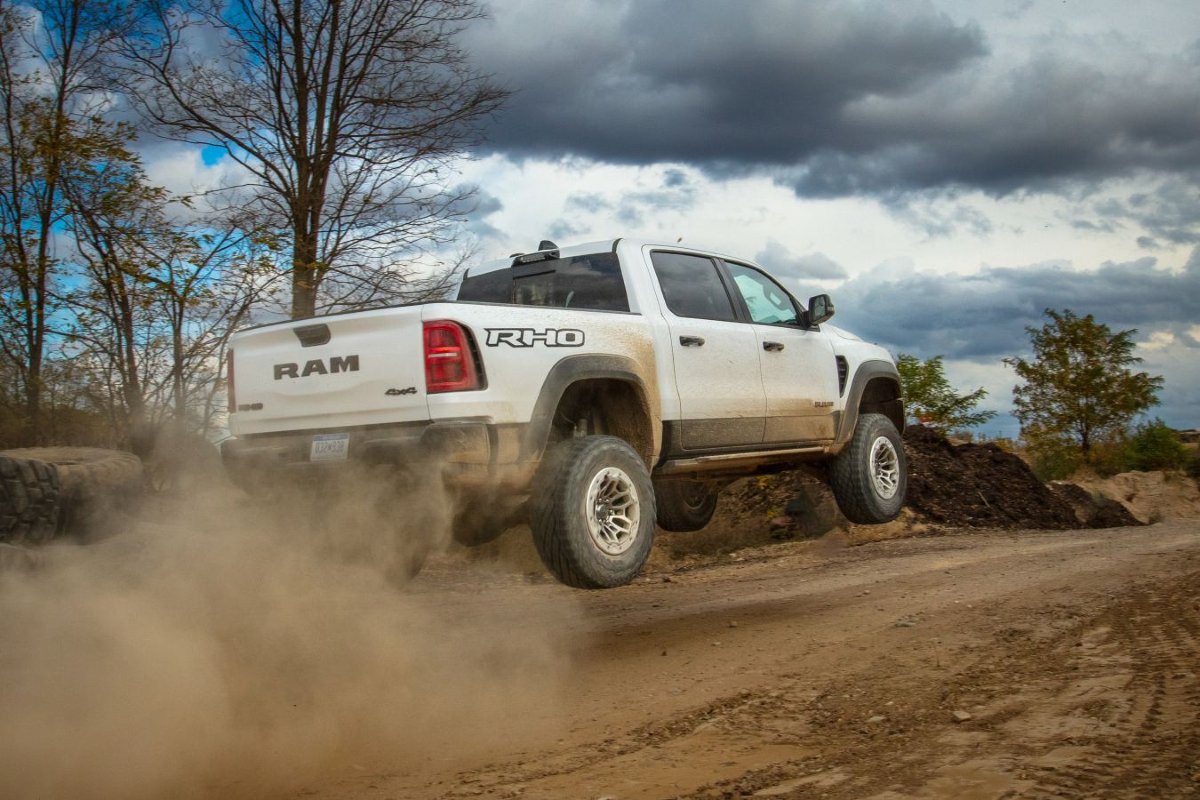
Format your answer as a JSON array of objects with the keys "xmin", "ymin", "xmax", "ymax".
[
  {"xmin": 830, "ymin": 413, "xmax": 907, "ymax": 524},
  {"xmin": 0, "ymin": 455, "xmax": 62, "ymax": 545},
  {"xmin": 531, "ymin": 435, "xmax": 656, "ymax": 589},
  {"xmin": 0, "ymin": 448, "xmax": 143, "ymax": 543},
  {"xmin": 655, "ymin": 479, "xmax": 719, "ymax": 532}
]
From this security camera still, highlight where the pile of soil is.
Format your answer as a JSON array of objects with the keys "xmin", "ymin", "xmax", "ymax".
[
  {"xmin": 1069, "ymin": 470, "xmax": 1200, "ymax": 523},
  {"xmin": 902, "ymin": 425, "xmax": 1082, "ymax": 529},
  {"xmin": 711, "ymin": 426, "xmax": 1139, "ymax": 535},
  {"xmin": 1050, "ymin": 482, "xmax": 1142, "ymax": 528}
]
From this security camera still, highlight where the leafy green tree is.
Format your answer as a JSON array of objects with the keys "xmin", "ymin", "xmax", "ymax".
[
  {"xmin": 1004, "ymin": 309, "xmax": 1163, "ymax": 458},
  {"xmin": 896, "ymin": 353, "xmax": 996, "ymax": 432}
]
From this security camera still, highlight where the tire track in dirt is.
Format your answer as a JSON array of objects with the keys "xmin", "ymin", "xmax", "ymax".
[
  {"xmin": 1018, "ymin": 580, "xmax": 1200, "ymax": 800},
  {"xmin": 676, "ymin": 570, "xmax": 1200, "ymax": 800},
  {"xmin": 429, "ymin": 568, "xmax": 1200, "ymax": 800},
  {"xmin": 298, "ymin": 526, "xmax": 1200, "ymax": 800}
]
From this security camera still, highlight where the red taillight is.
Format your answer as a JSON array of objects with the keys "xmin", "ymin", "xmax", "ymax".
[
  {"xmin": 424, "ymin": 320, "xmax": 480, "ymax": 393},
  {"xmin": 226, "ymin": 350, "xmax": 236, "ymax": 413}
]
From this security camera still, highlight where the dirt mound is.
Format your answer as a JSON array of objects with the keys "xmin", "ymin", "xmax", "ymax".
[
  {"xmin": 671, "ymin": 425, "xmax": 1106, "ymax": 544},
  {"xmin": 1049, "ymin": 482, "xmax": 1142, "ymax": 528},
  {"xmin": 1069, "ymin": 470, "xmax": 1200, "ymax": 523},
  {"xmin": 903, "ymin": 426, "xmax": 1081, "ymax": 530}
]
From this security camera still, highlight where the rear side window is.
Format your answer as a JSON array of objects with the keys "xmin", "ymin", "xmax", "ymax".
[
  {"xmin": 458, "ymin": 252, "xmax": 628, "ymax": 311},
  {"xmin": 650, "ymin": 251, "xmax": 737, "ymax": 322},
  {"xmin": 454, "ymin": 266, "xmax": 511, "ymax": 303}
]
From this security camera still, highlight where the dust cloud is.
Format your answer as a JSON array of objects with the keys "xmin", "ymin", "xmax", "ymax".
[{"xmin": 0, "ymin": 466, "xmax": 578, "ymax": 799}]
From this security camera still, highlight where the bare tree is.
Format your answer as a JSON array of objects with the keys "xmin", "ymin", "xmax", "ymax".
[
  {"xmin": 61, "ymin": 127, "xmax": 278, "ymax": 450},
  {"xmin": 0, "ymin": 0, "xmax": 131, "ymax": 443},
  {"xmin": 60, "ymin": 132, "xmax": 163, "ymax": 448},
  {"xmin": 125, "ymin": 0, "xmax": 506, "ymax": 318}
]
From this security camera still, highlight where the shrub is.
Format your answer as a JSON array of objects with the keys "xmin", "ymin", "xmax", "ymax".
[
  {"xmin": 1183, "ymin": 449, "xmax": 1200, "ymax": 479},
  {"xmin": 1029, "ymin": 441, "xmax": 1085, "ymax": 481},
  {"xmin": 1116, "ymin": 419, "xmax": 1189, "ymax": 473}
]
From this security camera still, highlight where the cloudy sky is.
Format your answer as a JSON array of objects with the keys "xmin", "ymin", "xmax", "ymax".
[{"xmin": 154, "ymin": 0, "xmax": 1200, "ymax": 433}]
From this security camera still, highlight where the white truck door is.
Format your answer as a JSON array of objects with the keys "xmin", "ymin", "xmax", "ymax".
[
  {"xmin": 648, "ymin": 251, "xmax": 765, "ymax": 449},
  {"xmin": 723, "ymin": 261, "xmax": 839, "ymax": 445}
]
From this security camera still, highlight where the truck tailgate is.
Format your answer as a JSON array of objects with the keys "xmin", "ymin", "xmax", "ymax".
[{"xmin": 229, "ymin": 307, "xmax": 430, "ymax": 436}]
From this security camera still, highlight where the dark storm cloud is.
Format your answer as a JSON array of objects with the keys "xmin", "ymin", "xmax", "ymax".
[
  {"xmin": 471, "ymin": 1, "xmax": 1200, "ymax": 198},
  {"xmin": 473, "ymin": 2, "xmax": 983, "ymax": 167},
  {"xmin": 1099, "ymin": 176, "xmax": 1200, "ymax": 248},
  {"xmin": 832, "ymin": 247, "xmax": 1200, "ymax": 360}
]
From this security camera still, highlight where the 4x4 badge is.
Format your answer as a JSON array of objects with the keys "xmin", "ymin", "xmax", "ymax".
[{"xmin": 385, "ymin": 387, "xmax": 418, "ymax": 396}]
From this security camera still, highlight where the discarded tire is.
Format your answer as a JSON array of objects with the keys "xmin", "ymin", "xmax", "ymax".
[
  {"xmin": 0, "ymin": 454, "xmax": 62, "ymax": 545},
  {"xmin": 0, "ymin": 448, "xmax": 143, "ymax": 544}
]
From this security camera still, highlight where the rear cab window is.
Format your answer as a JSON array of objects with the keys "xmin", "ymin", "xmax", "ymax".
[{"xmin": 458, "ymin": 252, "xmax": 629, "ymax": 311}]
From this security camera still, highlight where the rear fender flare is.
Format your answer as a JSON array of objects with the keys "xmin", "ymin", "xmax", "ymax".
[{"xmin": 523, "ymin": 355, "xmax": 660, "ymax": 466}]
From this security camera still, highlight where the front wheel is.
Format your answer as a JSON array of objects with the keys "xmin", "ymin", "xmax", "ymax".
[
  {"xmin": 531, "ymin": 436, "xmax": 656, "ymax": 589},
  {"xmin": 829, "ymin": 413, "xmax": 907, "ymax": 524}
]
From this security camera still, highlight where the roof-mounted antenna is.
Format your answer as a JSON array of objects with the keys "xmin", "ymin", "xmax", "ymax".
[{"xmin": 538, "ymin": 240, "xmax": 558, "ymax": 251}]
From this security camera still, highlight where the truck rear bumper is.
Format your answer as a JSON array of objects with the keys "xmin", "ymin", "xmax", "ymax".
[{"xmin": 221, "ymin": 420, "xmax": 492, "ymax": 474}]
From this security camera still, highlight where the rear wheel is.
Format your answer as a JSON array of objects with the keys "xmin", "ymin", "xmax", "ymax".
[
  {"xmin": 531, "ymin": 436, "xmax": 656, "ymax": 589},
  {"xmin": 451, "ymin": 490, "xmax": 519, "ymax": 547},
  {"xmin": 829, "ymin": 413, "xmax": 907, "ymax": 524},
  {"xmin": 655, "ymin": 479, "xmax": 719, "ymax": 532}
]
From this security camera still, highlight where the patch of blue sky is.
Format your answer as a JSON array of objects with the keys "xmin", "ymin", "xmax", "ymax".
[{"xmin": 200, "ymin": 145, "xmax": 226, "ymax": 167}]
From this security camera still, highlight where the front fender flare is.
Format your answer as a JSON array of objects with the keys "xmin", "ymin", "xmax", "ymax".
[{"xmin": 835, "ymin": 360, "xmax": 904, "ymax": 447}]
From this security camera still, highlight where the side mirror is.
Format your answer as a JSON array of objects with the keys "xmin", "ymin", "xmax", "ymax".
[{"xmin": 807, "ymin": 294, "xmax": 835, "ymax": 326}]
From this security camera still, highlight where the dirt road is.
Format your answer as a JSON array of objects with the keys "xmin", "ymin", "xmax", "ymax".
[{"xmin": 310, "ymin": 521, "xmax": 1200, "ymax": 800}]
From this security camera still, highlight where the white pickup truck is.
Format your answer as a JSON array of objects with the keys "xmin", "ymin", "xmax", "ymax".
[{"xmin": 222, "ymin": 238, "xmax": 907, "ymax": 588}]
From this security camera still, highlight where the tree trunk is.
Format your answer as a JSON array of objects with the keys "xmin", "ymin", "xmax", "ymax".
[{"xmin": 291, "ymin": 229, "xmax": 320, "ymax": 319}]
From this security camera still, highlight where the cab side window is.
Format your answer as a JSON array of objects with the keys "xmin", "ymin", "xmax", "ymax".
[
  {"xmin": 650, "ymin": 252, "xmax": 738, "ymax": 322},
  {"xmin": 724, "ymin": 262, "xmax": 799, "ymax": 325}
]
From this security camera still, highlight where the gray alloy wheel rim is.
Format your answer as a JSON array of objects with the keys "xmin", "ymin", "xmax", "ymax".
[
  {"xmin": 869, "ymin": 436, "xmax": 901, "ymax": 500},
  {"xmin": 584, "ymin": 466, "xmax": 640, "ymax": 556}
]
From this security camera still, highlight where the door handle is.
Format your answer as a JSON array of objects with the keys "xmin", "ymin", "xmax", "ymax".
[
  {"xmin": 763, "ymin": 341, "xmax": 785, "ymax": 352},
  {"xmin": 679, "ymin": 335, "xmax": 705, "ymax": 347}
]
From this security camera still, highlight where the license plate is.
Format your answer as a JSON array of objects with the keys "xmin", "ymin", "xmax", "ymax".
[{"xmin": 310, "ymin": 433, "xmax": 350, "ymax": 462}]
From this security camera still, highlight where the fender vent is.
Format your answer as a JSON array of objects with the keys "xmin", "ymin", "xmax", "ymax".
[
  {"xmin": 294, "ymin": 324, "xmax": 331, "ymax": 347},
  {"xmin": 836, "ymin": 356, "xmax": 848, "ymax": 396}
]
